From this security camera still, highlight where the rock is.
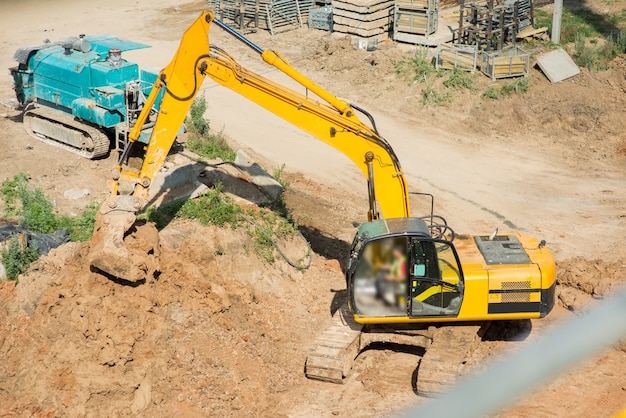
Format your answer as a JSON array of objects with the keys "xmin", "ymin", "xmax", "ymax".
[{"xmin": 64, "ymin": 188, "xmax": 90, "ymax": 200}]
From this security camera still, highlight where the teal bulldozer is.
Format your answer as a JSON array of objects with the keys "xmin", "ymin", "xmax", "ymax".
[{"xmin": 10, "ymin": 35, "xmax": 164, "ymax": 159}]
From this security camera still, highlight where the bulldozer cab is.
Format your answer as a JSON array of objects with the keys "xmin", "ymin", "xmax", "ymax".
[{"xmin": 347, "ymin": 218, "xmax": 464, "ymax": 320}]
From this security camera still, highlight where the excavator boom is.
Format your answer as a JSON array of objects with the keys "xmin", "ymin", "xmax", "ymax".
[{"xmin": 203, "ymin": 38, "xmax": 411, "ymax": 220}]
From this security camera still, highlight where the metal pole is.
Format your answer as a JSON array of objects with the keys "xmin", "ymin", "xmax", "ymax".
[
  {"xmin": 213, "ymin": 18, "xmax": 264, "ymax": 55},
  {"xmin": 552, "ymin": 0, "xmax": 563, "ymax": 43}
]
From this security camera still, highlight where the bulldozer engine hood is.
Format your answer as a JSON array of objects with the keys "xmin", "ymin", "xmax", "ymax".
[{"xmin": 12, "ymin": 35, "xmax": 150, "ymax": 65}]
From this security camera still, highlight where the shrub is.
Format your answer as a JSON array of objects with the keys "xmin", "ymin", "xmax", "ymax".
[
  {"xmin": 1, "ymin": 174, "xmax": 57, "ymax": 233},
  {"xmin": 186, "ymin": 132, "xmax": 236, "ymax": 162},
  {"xmin": 185, "ymin": 94, "xmax": 210, "ymax": 136},
  {"xmin": 395, "ymin": 46, "xmax": 440, "ymax": 83},
  {"xmin": 185, "ymin": 96, "xmax": 237, "ymax": 162},
  {"xmin": 443, "ymin": 67, "xmax": 476, "ymax": 91},
  {"xmin": 1, "ymin": 174, "xmax": 98, "ymax": 241},
  {"xmin": 1, "ymin": 238, "xmax": 38, "ymax": 281}
]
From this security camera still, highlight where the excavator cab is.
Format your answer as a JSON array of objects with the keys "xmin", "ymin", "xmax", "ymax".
[{"xmin": 347, "ymin": 217, "xmax": 464, "ymax": 320}]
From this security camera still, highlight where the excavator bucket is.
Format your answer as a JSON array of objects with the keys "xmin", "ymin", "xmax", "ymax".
[{"xmin": 88, "ymin": 199, "xmax": 160, "ymax": 283}]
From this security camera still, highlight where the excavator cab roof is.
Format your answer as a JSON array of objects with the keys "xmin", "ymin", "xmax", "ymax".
[{"xmin": 355, "ymin": 217, "xmax": 431, "ymax": 242}]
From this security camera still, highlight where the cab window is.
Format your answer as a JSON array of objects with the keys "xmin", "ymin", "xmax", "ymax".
[{"xmin": 409, "ymin": 240, "xmax": 463, "ymax": 317}]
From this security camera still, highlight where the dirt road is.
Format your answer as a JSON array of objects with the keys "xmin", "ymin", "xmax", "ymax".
[{"xmin": 0, "ymin": 0, "xmax": 625, "ymax": 417}]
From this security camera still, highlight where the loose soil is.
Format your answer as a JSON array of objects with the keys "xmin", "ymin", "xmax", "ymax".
[{"xmin": 0, "ymin": 1, "xmax": 625, "ymax": 417}]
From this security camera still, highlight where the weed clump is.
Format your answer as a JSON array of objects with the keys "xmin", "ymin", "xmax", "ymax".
[{"xmin": 185, "ymin": 94, "xmax": 236, "ymax": 162}]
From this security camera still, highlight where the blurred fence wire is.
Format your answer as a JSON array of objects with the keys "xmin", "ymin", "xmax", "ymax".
[{"xmin": 400, "ymin": 283, "xmax": 626, "ymax": 418}]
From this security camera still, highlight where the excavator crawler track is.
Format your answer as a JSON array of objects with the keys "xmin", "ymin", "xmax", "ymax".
[
  {"xmin": 416, "ymin": 322, "xmax": 489, "ymax": 397},
  {"xmin": 305, "ymin": 303, "xmax": 364, "ymax": 383},
  {"xmin": 23, "ymin": 107, "xmax": 110, "ymax": 159},
  {"xmin": 306, "ymin": 308, "xmax": 488, "ymax": 397}
]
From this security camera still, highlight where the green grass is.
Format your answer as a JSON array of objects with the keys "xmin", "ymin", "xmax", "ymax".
[
  {"xmin": 176, "ymin": 183, "xmax": 242, "ymax": 228},
  {"xmin": 421, "ymin": 83, "xmax": 451, "ymax": 106},
  {"xmin": 481, "ymin": 77, "xmax": 529, "ymax": 100},
  {"xmin": 443, "ymin": 67, "xmax": 476, "ymax": 91},
  {"xmin": 185, "ymin": 94, "xmax": 210, "ymax": 136},
  {"xmin": 0, "ymin": 174, "xmax": 102, "ymax": 280},
  {"xmin": 185, "ymin": 94, "xmax": 237, "ymax": 162},
  {"xmin": 186, "ymin": 134, "xmax": 236, "ymax": 162},
  {"xmin": 534, "ymin": 8, "xmax": 626, "ymax": 70},
  {"xmin": 395, "ymin": 46, "xmax": 441, "ymax": 83}
]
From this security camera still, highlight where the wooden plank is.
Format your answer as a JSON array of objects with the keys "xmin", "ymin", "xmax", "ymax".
[{"xmin": 516, "ymin": 26, "xmax": 548, "ymax": 39}]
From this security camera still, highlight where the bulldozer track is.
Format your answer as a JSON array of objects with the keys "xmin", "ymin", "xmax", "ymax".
[{"xmin": 24, "ymin": 107, "xmax": 110, "ymax": 159}]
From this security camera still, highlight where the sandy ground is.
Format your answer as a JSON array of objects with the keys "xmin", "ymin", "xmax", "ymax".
[{"xmin": 0, "ymin": 0, "xmax": 625, "ymax": 417}]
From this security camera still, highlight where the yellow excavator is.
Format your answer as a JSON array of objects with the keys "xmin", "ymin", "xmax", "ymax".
[{"xmin": 88, "ymin": 11, "xmax": 556, "ymax": 395}]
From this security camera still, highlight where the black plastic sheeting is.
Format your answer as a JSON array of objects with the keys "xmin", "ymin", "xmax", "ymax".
[{"xmin": 0, "ymin": 225, "xmax": 70, "ymax": 256}]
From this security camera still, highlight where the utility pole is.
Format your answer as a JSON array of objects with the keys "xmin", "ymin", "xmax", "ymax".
[{"xmin": 552, "ymin": 0, "xmax": 563, "ymax": 43}]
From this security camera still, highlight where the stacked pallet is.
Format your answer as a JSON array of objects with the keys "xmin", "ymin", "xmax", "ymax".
[{"xmin": 332, "ymin": 0, "xmax": 395, "ymax": 41}]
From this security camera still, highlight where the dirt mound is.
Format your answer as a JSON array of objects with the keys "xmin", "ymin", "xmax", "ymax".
[
  {"xmin": 556, "ymin": 256, "xmax": 626, "ymax": 313},
  {"xmin": 2, "ymin": 226, "xmax": 624, "ymax": 416},
  {"xmin": 0, "ymin": 221, "xmax": 321, "ymax": 416}
]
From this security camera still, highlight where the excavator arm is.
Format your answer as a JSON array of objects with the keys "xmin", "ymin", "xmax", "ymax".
[
  {"xmin": 203, "ymin": 21, "xmax": 411, "ymax": 220},
  {"xmin": 89, "ymin": 12, "xmax": 213, "ymax": 281},
  {"xmin": 89, "ymin": 10, "xmax": 411, "ymax": 281}
]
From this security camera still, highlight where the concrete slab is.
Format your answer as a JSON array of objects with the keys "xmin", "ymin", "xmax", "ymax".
[
  {"xmin": 234, "ymin": 149, "xmax": 283, "ymax": 202},
  {"xmin": 146, "ymin": 154, "xmax": 209, "ymax": 208},
  {"xmin": 535, "ymin": 48, "xmax": 580, "ymax": 83},
  {"xmin": 333, "ymin": 0, "xmax": 394, "ymax": 14}
]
